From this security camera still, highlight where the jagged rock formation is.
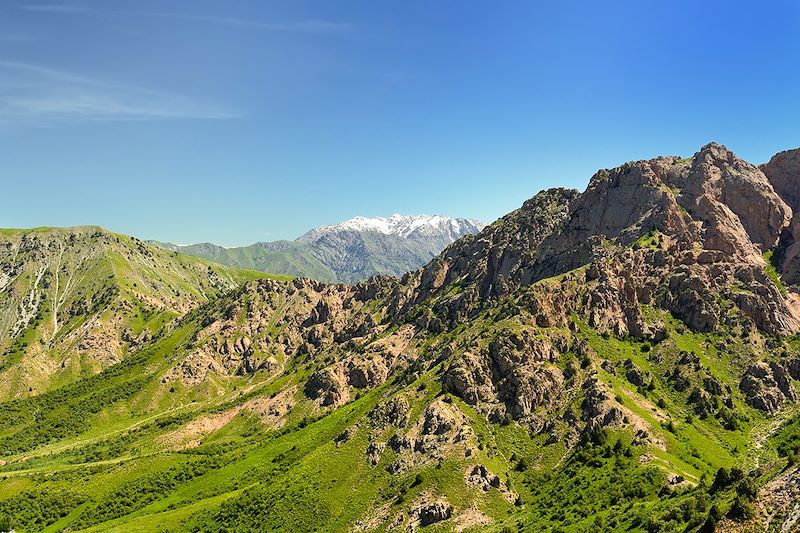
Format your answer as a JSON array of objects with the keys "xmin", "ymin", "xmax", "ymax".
[
  {"xmin": 4, "ymin": 143, "xmax": 800, "ymax": 532},
  {"xmin": 164, "ymin": 143, "xmax": 800, "ymax": 431},
  {"xmin": 740, "ymin": 361, "xmax": 798, "ymax": 414},
  {"xmin": 761, "ymin": 148, "xmax": 800, "ymax": 285},
  {"xmin": 380, "ymin": 144, "xmax": 798, "ymax": 339}
]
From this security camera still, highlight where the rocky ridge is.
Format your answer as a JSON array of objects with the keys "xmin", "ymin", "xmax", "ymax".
[{"xmin": 3, "ymin": 143, "xmax": 800, "ymax": 532}]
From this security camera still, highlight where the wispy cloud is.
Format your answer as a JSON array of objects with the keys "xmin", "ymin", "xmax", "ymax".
[
  {"xmin": 152, "ymin": 13, "xmax": 355, "ymax": 34},
  {"xmin": 18, "ymin": 4, "xmax": 89, "ymax": 13},
  {"xmin": 17, "ymin": 4, "xmax": 354, "ymax": 34},
  {"xmin": 0, "ymin": 35, "xmax": 37, "ymax": 42},
  {"xmin": 0, "ymin": 61, "xmax": 237, "ymax": 125}
]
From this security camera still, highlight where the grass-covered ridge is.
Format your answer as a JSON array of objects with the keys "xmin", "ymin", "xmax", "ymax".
[
  {"xmin": 0, "ymin": 270, "xmax": 796, "ymax": 532},
  {"xmin": 0, "ymin": 226, "xmax": 286, "ymax": 400},
  {"xmin": 2, "ymin": 191, "xmax": 800, "ymax": 533}
]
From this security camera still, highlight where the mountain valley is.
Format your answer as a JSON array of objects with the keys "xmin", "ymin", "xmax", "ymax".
[
  {"xmin": 1, "ymin": 144, "xmax": 800, "ymax": 532},
  {"xmin": 153, "ymin": 215, "xmax": 485, "ymax": 284}
]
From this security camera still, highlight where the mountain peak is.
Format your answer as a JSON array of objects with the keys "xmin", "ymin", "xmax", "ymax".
[{"xmin": 297, "ymin": 214, "xmax": 485, "ymax": 243}]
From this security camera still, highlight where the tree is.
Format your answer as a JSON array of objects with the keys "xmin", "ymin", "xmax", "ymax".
[
  {"xmin": 0, "ymin": 515, "xmax": 11, "ymax": 533},
  {"xmin": 729, "ymin": 495, "xmax": 755, "ymax": 522},
  {"xmin": 736, "ymin": 478, "xmax": 758, "ymax": 501},
  {"xmin": 711, "ymin": 467, "xmax": 730, "ymax": 491}
]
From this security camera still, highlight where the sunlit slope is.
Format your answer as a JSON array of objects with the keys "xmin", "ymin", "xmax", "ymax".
[{"xmin": 0, "ymin": 226, "xmax": 286, "ymax": 399}]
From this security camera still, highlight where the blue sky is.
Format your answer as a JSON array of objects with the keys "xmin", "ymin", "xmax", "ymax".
[{"xmin": 1, "ymin": 1, "xmax": 799, "ymax": 245}]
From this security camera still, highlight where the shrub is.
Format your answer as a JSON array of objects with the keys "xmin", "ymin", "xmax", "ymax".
[
  {"xmin": 736, "ymin": 478, "xmax": 758, "ymax": 501},
  {"xmin": 728, "ymin": 495, "xmax": 755, "ymax": 521},
  {"xmin": 711, "ymin": 467, "xmax": 730, "ymax": 491}
]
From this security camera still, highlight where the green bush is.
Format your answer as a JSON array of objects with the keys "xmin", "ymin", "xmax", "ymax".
[{"xmin": 728, "ymin": 495, "xmax": 755, "ymax": 522}]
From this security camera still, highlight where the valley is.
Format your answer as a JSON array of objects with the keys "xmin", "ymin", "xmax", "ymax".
[{"xmin": 1, "ymin": 144, "xmax": 800, "ymax": 532}]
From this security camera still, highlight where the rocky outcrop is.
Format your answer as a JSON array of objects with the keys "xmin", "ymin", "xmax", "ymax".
[
  {"xmin": 389, "ymin": 188, "xmax": 580, "ymax": 326},
  {"xmin": 366, "ymin": 441, "xmax": 386, "ymax": 465},
  {"xmin": 305, "ymin": 367, "xmax": 349, "ymax": 407},
  {"xmin": 740, "ymin": 362, "xmax": 798, "ymax": 414},
  {"xmin": 412, "ymin": 500, "xmax": 453, "ymax": 526},
  {"xmin": 582, "ymin": 377, "xmax": 625, "ymax": 429},
  {"xmin": 465, "ymin": 464, "xmax": 501, "ymax": 492},
  {"xmin": 369, "ymin": 396, "xmax": 411, "ymax": 429},
  {"xmin": 442, "ymin": 329, "xmax": 567, "ymax": 421},
  {"xmin": 347, "ymin": 357, "xmax": 389, "ymax": 389},
  {"xmin": 762, "ymin": 148, "xmax": 800, "ymax": 213},
  {"xmin": 383, "ymin": 143, "xmax": 798, "ymax": 339},
  {"xmin": 624, "ymin": 359, "xmax": 650, "ymax": 388},
  {"xmin": 761, "ymin": 148, "xmax": 800, "ymax": 284}
]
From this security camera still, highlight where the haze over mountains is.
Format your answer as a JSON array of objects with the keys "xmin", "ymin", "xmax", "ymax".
[
  {"xmin": 3, "ymin": 144, "xmax": 800, "ymax": 532},
  {"xmin": 152, "ymin": 214, "xmax": 485, "ymax": 284}
]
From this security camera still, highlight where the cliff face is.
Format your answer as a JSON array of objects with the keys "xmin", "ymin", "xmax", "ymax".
[
  {"xmin": 381, "ymin": 143, "xmax": 799, "ymax": 336},
  {"xmin": 761, "ymin": 148, "xmax": 800, "ymax": 285}
]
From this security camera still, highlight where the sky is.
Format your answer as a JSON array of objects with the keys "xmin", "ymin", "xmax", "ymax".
[{"xmin": 1, "ymin": 1, "xmax": 799, "ymax": 246}]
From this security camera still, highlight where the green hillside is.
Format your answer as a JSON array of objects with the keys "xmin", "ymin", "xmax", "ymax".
[
  {"xmin": 2, "ymin": 145, "xmax": 800, "ymax": 532},
  {"xmin": 0, "ymin": 226, "xmax": 287, "ymax": 400}
]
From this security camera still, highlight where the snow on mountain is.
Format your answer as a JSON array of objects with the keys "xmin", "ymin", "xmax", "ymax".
[{"xmin": 297, "ymin": 214, "xmax": 485, "ymax": 243}]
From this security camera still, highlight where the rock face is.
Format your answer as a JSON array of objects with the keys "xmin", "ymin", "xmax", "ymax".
[
  {"xmin": 412, "ymin": 500, "xmax": 453, "ymax": 526},
  {"xmin": 305, "ymin": 367, "xmax": 350, "ymax": 407},
  {"xmin": 762, "ymin": 148, "xmax": 800, "ymax": 214},
  {"xmin": 761, "ymin": 147, "xmax": 800, "ymax": 284},
  {"xmin": 392, "ymin": 188, "xmax": 579, "ymax": 325},
  {"xmin": 369, "ymin": 396, "xmax": 411, "ymax": 429},
  {"xmin": 740, "ymin": 362, "xmax": 798, "ymax": 414},
  {"xmin": 442, "ymin": 330, "xmax": 566, "ymax": 421},
  {"xmin": 465, "ymin": 464, "xmax": 501, "ymax": 491},
  {"xmin": 385, "ymin": 144, "xmax": 798, "ymax": 337}
]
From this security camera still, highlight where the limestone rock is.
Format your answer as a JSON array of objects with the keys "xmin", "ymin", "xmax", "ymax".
[
  {"xmin": 740, "ymin": 362, "xmax": 797, "ymax": 414},
  {"xmin": 412, "ymin": 500, "xmax": 453, "ymax": 526},
  {"xmin": 304, "ymin": 366, "xmax": 349, "ymax": 407},
  {"xmin": 369, "ymin": 396, "xmax": 411, "ymax": 429}
]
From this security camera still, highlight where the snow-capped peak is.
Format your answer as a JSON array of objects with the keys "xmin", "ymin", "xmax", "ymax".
[{"xmin": 297, "ymin": 214, "xmax": 485, "ymax": 242}]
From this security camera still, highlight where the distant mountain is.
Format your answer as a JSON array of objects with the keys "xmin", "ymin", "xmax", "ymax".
[
  {"xmin": 153, "ymin": 215, "xmax": 485, "ymax": 284},
  {"xmin": 297, "ymin": 214, "xmax": 484, "ymax": 242}
]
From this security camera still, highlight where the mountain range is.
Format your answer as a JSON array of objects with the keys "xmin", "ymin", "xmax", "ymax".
[
  {"xmin": 1, "ymin": 144, "xmax": 800, "ymax": 532},
  {"xmin": 151, "ymin": 214, "xmax": 485, "ymax": 284}
]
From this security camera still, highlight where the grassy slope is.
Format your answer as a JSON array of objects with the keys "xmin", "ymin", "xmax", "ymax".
[
  {"xmin": 0, "ymin": 270, "xmax": 797, "ymax": 533},
  {"xmin": 165, "ymin": 241, "xmax": 338, "ymax": 283},
  {"xmin": 0, "ymin": 226, "xmax": 288, "ymax": 399}
]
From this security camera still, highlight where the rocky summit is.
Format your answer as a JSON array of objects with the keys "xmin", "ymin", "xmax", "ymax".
[{"xmin": 2, "ymin": 144, "xmax": 800, "ymax": 532}]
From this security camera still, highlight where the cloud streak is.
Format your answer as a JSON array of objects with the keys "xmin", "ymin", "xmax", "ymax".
[
  {"xmin": 0, "ymin": 61, "xmax": 237, "ymax": 124},
  {"xmin": 18, "ymin": 4, "xmax": 89, "ymax": 13},
  {"xmin": 152, "ymin": 13, "xmax": 355, "ymax": 34},
  {"xmin": 17, "ymin": 4, "xmax": 355, "ymax": 34}
]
